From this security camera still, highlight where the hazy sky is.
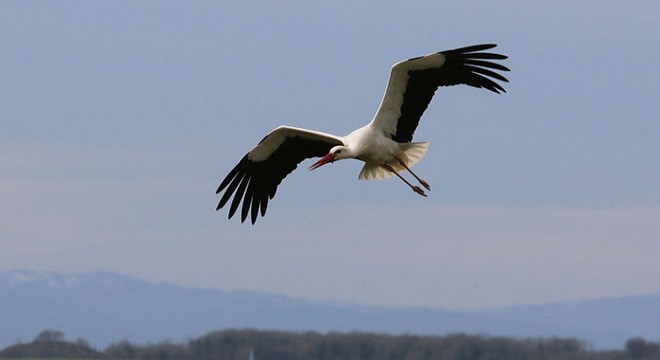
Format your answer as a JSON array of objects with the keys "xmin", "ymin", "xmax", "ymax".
[{"xmin": 2, "ymin": 1, "xmax": 659, "ymax": 309}]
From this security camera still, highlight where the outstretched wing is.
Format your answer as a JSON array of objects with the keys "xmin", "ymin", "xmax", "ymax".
[
  {"xmin": 216, "ymin": 126, "xmax": 343, "ymax": 224},
  {"xmin": 370, "ymin": 44, "xmax": 510, "ymax": 143}
]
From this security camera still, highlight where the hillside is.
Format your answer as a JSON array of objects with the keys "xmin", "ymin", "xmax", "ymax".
[{"xmin": 1, "ymin": 269, "xmax": 658, "ymax": 350}]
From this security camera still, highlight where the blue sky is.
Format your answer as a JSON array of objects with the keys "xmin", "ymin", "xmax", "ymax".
[{"xmin": 2, "ymin": 1, "xmax": 659, "ymax": 309}]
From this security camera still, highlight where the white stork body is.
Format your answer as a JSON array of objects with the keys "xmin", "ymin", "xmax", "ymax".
[
  {"xmin": 340, "ymin": 124, "xmax": 430, "ymax": 181},
  {"xmin": 217, "ymin": 44, "xmax": 509, "ymax": 224}
]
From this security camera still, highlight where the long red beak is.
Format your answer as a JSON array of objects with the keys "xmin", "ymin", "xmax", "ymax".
[{"xmin": 308, "ymin": 153, "xmax": 335, "ymax": 171}]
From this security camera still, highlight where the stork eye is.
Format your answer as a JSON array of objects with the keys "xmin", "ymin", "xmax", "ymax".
[{"xmin": 335, "ymin": 149, "xmax": 342, "ymax": 155}]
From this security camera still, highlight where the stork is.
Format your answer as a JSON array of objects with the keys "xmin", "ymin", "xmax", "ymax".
[{"xmin": 217, "ymin": 44, "xmax": 509, "ymax": 224}]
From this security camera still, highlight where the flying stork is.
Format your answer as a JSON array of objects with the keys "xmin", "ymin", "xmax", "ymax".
[{"xmin": 217, "ymin": 44, "xmax": 509, "ymax": 224}]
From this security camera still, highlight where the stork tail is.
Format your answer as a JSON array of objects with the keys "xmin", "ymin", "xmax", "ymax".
[{"xmin": 358, "ymin": 142, "xmax": 430, "ymax": 180}]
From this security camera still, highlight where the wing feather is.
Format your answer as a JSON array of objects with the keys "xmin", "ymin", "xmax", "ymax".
[
  {"xmin": 370, "ymin": 44, "xmax": 510, "ymax": 143},
  {"xmin": 463, "ymin": 59, "xmax": 510, "ymax": 71},
  {"xmin": 216, "ymin": 158, "xmax": 243, "ymax": 197},
  {"xmin": 465, "ymin": 65, "xmax": 509, "ymax": 83},
  {"xmin": 229, "ymin": 174, "xmax": 250, "ymax": 220},
  {"xmin": 216, "ymin": 165, "xmax": 245, "ymax": 210},
  {"xmin": 216, "ymin": 126, "xmax": 343, "ymax": 224}
]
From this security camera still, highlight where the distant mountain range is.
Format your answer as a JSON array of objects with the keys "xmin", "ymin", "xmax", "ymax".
[{"xmin": 1, "ymin": 269, "xmax": 658, "ymax": 350}]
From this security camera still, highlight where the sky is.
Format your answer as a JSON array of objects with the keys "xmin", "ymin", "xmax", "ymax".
[{"xmin": 1, "ymin": 1, "xmax": 659, "ymax": 309}]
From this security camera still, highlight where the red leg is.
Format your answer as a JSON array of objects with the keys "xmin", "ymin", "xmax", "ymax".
[
  {"xmin": 395, "ymin": 157, "xmax": 430, "ymax": 191},
  {"xmin": 383, "ymin": 164, "xmax": 427, "ymax": 197}
]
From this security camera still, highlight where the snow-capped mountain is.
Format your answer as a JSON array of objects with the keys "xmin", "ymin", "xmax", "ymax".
[{"xmin": 1, "ymin": 269, "xmax": 658, "ymax": 350}]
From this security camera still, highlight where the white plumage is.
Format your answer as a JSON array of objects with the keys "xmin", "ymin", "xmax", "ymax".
[
  {"xmin": 358, "ymin": 142, "xmax": 429, "ymax": 181},
  {"xmin": 217, "ymin": 44, "xmax": 509, "ymax": 224}
]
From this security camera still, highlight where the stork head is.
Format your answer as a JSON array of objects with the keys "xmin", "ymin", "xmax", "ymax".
[{"xmin": 308, "ymin": 145, "xmax": 351, "ymax": 171}]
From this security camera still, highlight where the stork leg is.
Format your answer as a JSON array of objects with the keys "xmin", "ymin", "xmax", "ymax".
[
  {"xmin": 394, "ymin": 156, "xmax": 431, "ymax": 191},
  {"xmin": 383, "ymin": 164, "xmax": 427, "ymax": 197}
]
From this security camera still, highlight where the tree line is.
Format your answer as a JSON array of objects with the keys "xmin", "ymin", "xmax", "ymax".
[{"xmin": 1, "ymin": 329, "xmax": 659, "ymax": 359}]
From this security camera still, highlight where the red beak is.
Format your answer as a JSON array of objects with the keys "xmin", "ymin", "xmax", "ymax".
[{"xmin": 308, "ymin": 153, "xmax": 335, "ymax": 171}]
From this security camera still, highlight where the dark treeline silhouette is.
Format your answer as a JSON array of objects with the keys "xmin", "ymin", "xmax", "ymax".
[
  {"xmin": 2, "ymin": 329, "xmax": 660, "ymax": 359},
  {"xmin": 0, "ymin": 329, "xmax": 102, "ymax": 359}
]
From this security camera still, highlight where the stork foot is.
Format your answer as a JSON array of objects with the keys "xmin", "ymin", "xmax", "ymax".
[
  {"xmin": 412, "ymin": 186, "xmax": 428, "ymax": 197},
  {"xmin": 419, "ymin": 179, "xmax": 431, "ymax": 191}
]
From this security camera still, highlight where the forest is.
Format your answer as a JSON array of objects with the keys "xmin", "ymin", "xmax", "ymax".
[{"xmin": 1, "ymin": 329, "xmax": 659, "ymax": 360}]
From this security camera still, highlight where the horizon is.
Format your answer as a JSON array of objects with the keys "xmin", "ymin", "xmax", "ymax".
[{"xmin": 3, "ymin": 268, "xmax": 660, "ymax": 351}]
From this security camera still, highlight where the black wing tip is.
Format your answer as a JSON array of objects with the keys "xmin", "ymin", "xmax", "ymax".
[
  {"xmin": 487, "ymin": 79, "xmax": 508, "ymax": 94},
  {"xmin": 218, "ymin": 191, "xmax": 264, "ymax": 225},
  {"xmin": 447, "ymin": 43, "xmax": 497, "ymax": 54},
  {"xmin": 492, "ymin": 87, "xmax": 507, "ymax": 94},
  {"xmin": 217, "ymin": 200, "xmax": 258, "ymax": 225},
  {"xmin": 216, "ymin": 154, "xmax": 249, "ymax": 193},
  {"xmin": 215, "ymin": 152, "xmax": 267, "ymax": 224},
  {"xmin": 445, "ymin": 43, "xmax": 510, "ymax": 94},
  {"xmin": 444, "ymin": 44, "xmax": 508, "ymax": 59},
  {"xmin": 216, "ymin": 168, "xmax": 273, "ymax": 226},
  {"xmin": 466, "ymin": 43, "xmax": 497, "ymax": 51}
]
